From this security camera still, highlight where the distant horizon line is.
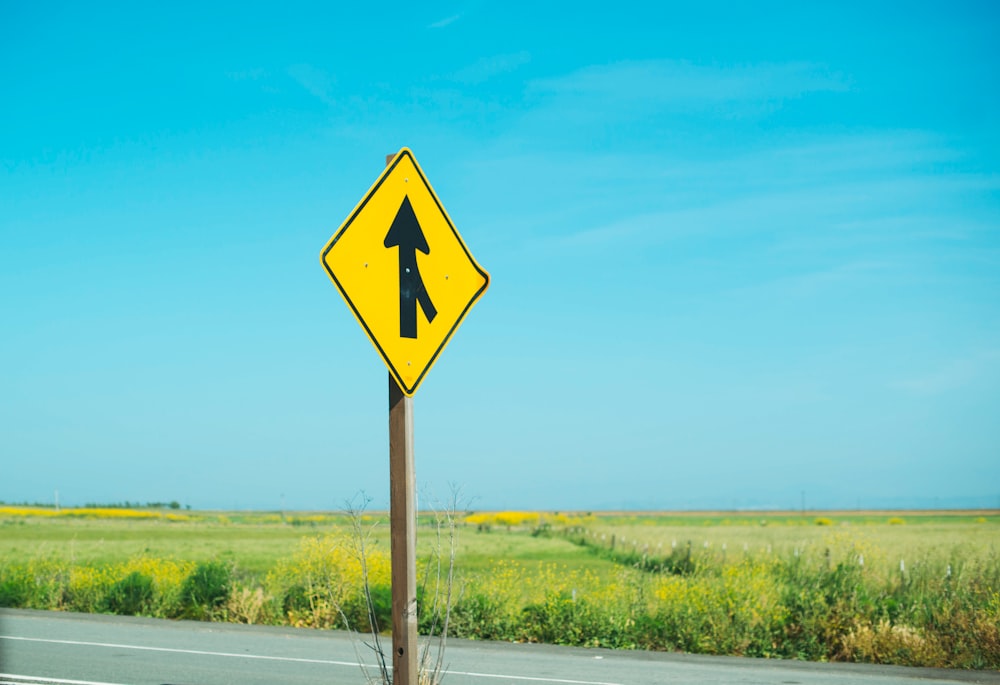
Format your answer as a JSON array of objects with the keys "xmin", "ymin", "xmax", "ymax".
[{"xmin": 3, "ymin": 501, "xmax": 998, "ymax": 516}]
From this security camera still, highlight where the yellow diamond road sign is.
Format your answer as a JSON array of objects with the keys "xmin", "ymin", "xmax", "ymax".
[{"xmin": 320, "ymin": 148, "xmax": 490, "ymax": 396}]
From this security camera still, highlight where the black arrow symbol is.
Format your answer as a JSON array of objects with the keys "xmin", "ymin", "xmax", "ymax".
[{"xmin": 384, "ymin": 196, "xmax": 437, "ymax": 339}]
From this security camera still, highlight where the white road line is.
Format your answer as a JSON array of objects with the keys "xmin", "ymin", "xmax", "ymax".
[
  {"xmin": 0, "ymin": 636, "xmax": 360, "ymax": 667},
  {"xmin": 446, "ymin": 670, "xmax": 621, "ymax": 685},
  {"xmin": 0, "ymin": 637, "xmax": 622, "ymax": 685},
  {"xmin": 1, "ymin": 675, "xmax": 126, "ymax": 685}
]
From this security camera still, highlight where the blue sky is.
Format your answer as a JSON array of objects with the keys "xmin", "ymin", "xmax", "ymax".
[{"xmin": 2, "ymin": 2, "xmax": 998, "ymax": 511}]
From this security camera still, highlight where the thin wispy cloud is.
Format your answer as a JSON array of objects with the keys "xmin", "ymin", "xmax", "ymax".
[
  {"xmin": 736, "ymin": 259, "xmax": 897, "ymax": 298},
  {"xmin": 287, "ymin": 64, "xmax": 336, "ymax": 106},
  {"xmin": 513, "ymin": 128, "xmax": 997, "ymax": 257},
  {"xmin": 225, "ymin": 68, "xmax": 268, "ymax": 82},
  {"xmin": 777, "ymin": 215, "xmax": 998, "ymax": 254},
  {"xmin": 429, "ymin": 13, "xmax": 462, "ymax": 28},
  {"xmin": 527, "ymin": 60, "xmax": 851, "ymax": 116},
  {"xmin": 548, "ymin": 174, "xmax": 996, "ymax": 249},
  {"xmin": 451, "ymin": 51, "xmax": 531, "ymax": 84},
  {"xmin": 893, "ymin": 348, "xmax": 1000, "ymax": 395}
]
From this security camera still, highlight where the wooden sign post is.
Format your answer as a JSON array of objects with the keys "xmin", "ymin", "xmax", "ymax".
[{"xmin": 389, "ymin": 374, "xmax": 417, "ymax": 683}]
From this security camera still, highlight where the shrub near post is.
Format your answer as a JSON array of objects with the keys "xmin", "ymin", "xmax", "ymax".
[
  {"xmin": 179, "ymin": 562, "xmax": 232, "ymax": 620},
  {"xmin": 104, "ymin": 572, "xmax": 154, "ymax": 616}
]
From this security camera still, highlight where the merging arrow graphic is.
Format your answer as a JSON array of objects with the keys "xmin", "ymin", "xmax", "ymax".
[{"xmin": 384, "ymin": 196, "xmax": 437, "ymax": 339}]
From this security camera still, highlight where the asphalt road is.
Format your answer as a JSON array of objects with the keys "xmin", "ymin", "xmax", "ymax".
[{"xmin": 2, "ymin": 609, "xmax": 998, "ymax": 685}]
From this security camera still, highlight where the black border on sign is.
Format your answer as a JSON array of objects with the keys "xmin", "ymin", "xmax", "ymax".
[{"xmin": 319, "ymin": 148, "xmax": 490, "ymax": 396}]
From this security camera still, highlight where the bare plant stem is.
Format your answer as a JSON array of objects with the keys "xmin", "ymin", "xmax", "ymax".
[
  {"xmin": 418, "ymin": 485, "xmax": 463, "ymax": 685},
  {"xmin": 343, "ymin": 488, "xmax": 462, "ymax": 685},
  {"xmin": 344, "ymin": 494, "xmax": 390, "ymax": 685}
]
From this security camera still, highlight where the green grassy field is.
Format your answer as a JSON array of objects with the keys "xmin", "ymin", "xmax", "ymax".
[
  {"xmin": 7, "ymin": 508, "xmax": 992, "ymax": 571},
  {"xmin": 0, "ymin": 512, "xmax": 620, "ymax": 577},
  {"xmin": 586, "ymin": 514, "xmax": 999, "ymax": 578},
  {"xmin": 1, "ymin": 507, "xmax": 998, "ymax": 668}
]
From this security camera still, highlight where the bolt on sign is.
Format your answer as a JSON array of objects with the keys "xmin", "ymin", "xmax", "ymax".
[{"xmin": 320, "ymin": 148, "xmax": 490, "ymax": 395}]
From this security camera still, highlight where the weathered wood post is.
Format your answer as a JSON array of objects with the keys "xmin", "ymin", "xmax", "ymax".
[{"xmin": 389, "ymin": 373, "xmax": 417, "ymax": 684}]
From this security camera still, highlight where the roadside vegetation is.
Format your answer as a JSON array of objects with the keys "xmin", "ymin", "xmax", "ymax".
[{"xmin": 1, "ymin": 506, "xmax": 997, "ymax": 669}]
